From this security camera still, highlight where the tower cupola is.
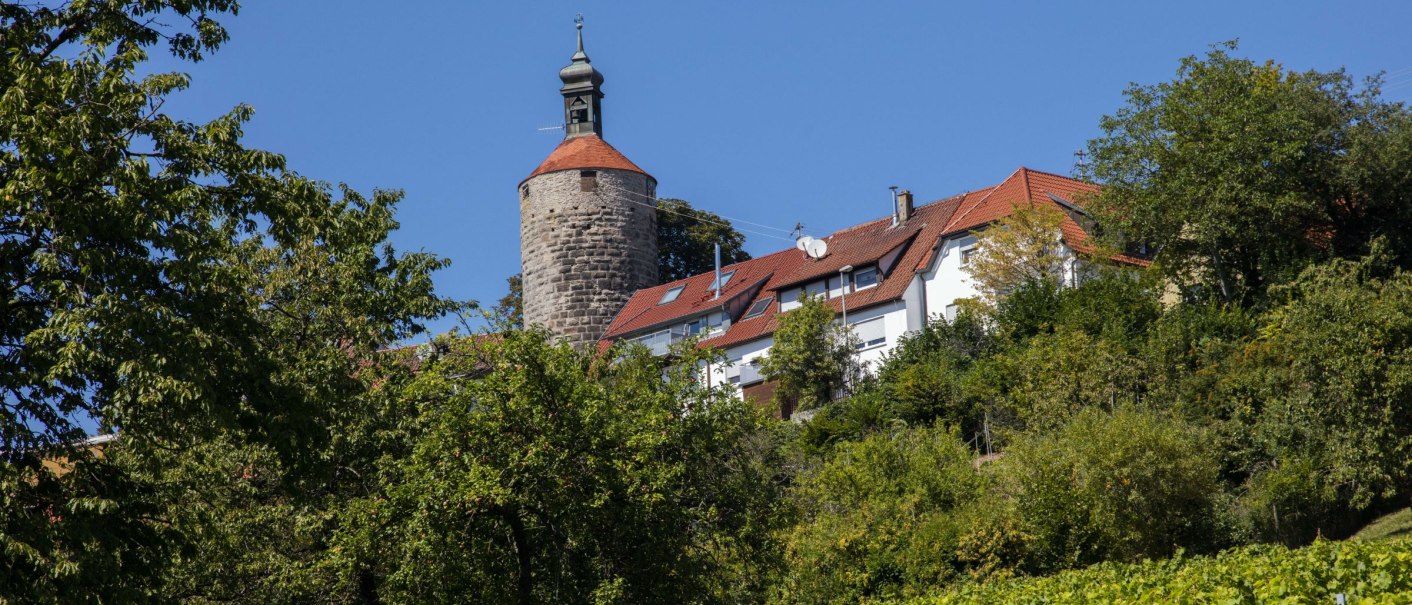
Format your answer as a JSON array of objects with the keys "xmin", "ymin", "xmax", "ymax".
[{"xmin": 559, "ymin": 16, "xmax": 604, "ymax": 138}]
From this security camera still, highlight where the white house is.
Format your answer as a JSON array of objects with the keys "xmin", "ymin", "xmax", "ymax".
[{"xmin": 599, "ymin": 167, "xmax": 1147, "ymax": 416}]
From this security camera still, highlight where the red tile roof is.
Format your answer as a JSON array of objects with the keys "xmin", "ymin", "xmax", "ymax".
[
  {"xmin": 524, "ymin": 134, "xmax": 652, "ymax": 182},
  {"xmin": 601, "ymin": 167, "xmax": 1146, "ymax": 350}
]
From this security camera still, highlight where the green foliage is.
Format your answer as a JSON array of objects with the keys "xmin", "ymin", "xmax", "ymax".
[
  {"xmin": 961, "ymin": 203, "xmax": 1069, "ymax": 309},
  {"xmin": 656, "ymin": 198, "xmax": 751, "ymax": 284},
  {"xmin": 996, "ymin": 407, "xmax": 1224, "ymax": 571},
  {"xmin": 0, "ymin": 3, "xmax": 456, "ymax": 601},
  {"xmin": 1220, "ymin": 246, "xmax": 1412, "ymax": 541},
  {"xmin": 1084, "ymin": 41, "xmax": 1412, "ymax": 304},
  {"xmin": 376, "ymin": 330, "xmax": 789, "ymax": 604},
  {"xmin": 801, "ymin": 313, "xmax": 992, "ymax": 450},
  {"xmin": 777, "ymin": 424, "xmax": 987, "ymax": 604},
  {"xmin": 493, "ymin": 273, "xmax": 525, "ymax": 329},
  {"xmin": 982, "ymin": 328, "xmax": 1144, "ymax": 433},
  {"xmin": 908, "ymin": 538, "xmax": 1412, "ymax": 605},
  {"xmin": 761, "ymin": 294, "xmax": 859, "ymax": 413}
]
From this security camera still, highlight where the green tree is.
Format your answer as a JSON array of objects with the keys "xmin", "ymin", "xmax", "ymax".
[
  {"xmin": 760, "ymin": 295, "xmax": 859, "ymax": 414},
  {"xmin": 778, "ymin": 424, "xmax": 989, "ymax": 604},
  {"xmin": 373, "ymin": 330, "xmax": 788, "ymax": 604},
  {"xmin": 961, "ymin": 202, "xmax": 1069, "ymax": 309},
  {"xmin": 1083, "ymin": 41, "xmax": 1412, "ymax": 304},
  {"xmin": 801, "ymin": 313, "xmax": 994, "ymax": 451},
  {"xmin": 132, "ymin": 191, "xmax": 454, "ymax": 603},
  {"xmin": 657, "ymin": 198, "xmax": 751, "ymax": 283},
  {"xmin": 1220, "ymin": 244, "xmax": 1412, "ymax": 542},
  {"xmin": 493, "ymin": 273, "xmax": 524, "ymax": 329},
  {"xmin": 0, "ymin": 3, "xmax": 454, "ymax": 601},
  {"xmin": 996, "ymin": 407, "xmax": 1224, "ymax": 572}
]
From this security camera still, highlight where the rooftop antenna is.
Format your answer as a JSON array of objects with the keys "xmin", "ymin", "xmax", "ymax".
[
  {"xmin": 1072, "ymin": 148, "xmax": 1089, "ymax": 175},
  {"xmin": 790, "ymin": 222, "xmax": 805, "ymax": 240}
]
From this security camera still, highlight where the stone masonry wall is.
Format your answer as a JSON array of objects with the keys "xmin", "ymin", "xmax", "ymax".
[{"xmin": 520, "ymin": 168, "xmax": 658, "ymax": 347}]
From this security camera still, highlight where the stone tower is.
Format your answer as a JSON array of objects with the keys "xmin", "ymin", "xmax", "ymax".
[{"xmin": 520, "ymin": 19, "xmax": 658, "ymax": 347}]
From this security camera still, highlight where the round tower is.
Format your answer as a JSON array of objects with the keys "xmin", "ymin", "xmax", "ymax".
[{"xmin": 520, "ymin": 19, "xmax": 658, "ymax": 347}]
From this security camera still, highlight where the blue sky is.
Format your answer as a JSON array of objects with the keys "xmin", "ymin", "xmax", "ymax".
[{"xmin": 145, "ymin": 1, "xmax": 1412, "ymax": 340}]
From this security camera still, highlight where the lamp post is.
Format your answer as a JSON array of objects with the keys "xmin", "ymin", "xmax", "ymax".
[
  {"xmin": 838, "ymin": 264, "xmax": 855, "ymax": 398},
  {"xmin": 838, "ymin": 265, "xmax": 854, "ymax": 326}
]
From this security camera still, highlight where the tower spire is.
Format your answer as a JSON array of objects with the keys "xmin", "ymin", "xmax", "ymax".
[
  {"xmin": 559, "ymin": 14, "xmax": 604, "ymax": 138},
  {"xmin": 573, "ymin": 13, "xmax": 585, "ymax": 58}
]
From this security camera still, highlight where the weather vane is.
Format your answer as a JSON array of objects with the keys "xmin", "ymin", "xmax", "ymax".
[{"xmin": 575, "ymin": 13, "xmax": 584, "ymax": 28}]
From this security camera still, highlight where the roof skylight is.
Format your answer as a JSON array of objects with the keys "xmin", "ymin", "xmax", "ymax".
[
  {"xmin": 743, "ymin": 297, "xmax": 773, "ymax": 319},
  {"xmin": 658, "ymin": 285, "xmax": 685, "ymax": 304},
  {"xmin": 709, "ymin": 270, "xmax": 736, "ymax": 291}
]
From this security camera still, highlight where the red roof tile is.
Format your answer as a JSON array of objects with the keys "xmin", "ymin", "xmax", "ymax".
[
  {"xmin": 601, "ymin": 167, "xmax": 1146, "ymax": 351},
  {"xmin": 524, "ymin": 134, "xmax": 652, "ymax": 182}
]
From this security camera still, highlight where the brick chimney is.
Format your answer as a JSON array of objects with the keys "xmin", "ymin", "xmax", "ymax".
[{"xmin": 897, "ymin": 190, "xmax": 914, "ymax": 224}]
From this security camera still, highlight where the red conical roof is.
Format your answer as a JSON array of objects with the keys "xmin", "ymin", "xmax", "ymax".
[{"xmin": 523, "ymin": 134, "xmax": 652, "ymax": 183}]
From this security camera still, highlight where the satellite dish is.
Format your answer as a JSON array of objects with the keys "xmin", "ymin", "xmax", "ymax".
[
  {"xmin": 795, "ymin": 236, "xmax": 814, "ymax": 252},
  {"xmin": 806, "ymin": 238, "xmax": 828, "ymax": 259}
]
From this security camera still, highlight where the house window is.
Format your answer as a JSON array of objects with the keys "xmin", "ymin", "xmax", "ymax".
[
  {"xmin": 708, "ymin": 270, "xmax": 736, "ymax": 291},
  {"xmin": 852, "ymin": 266, "xmax": 879, "ymax": 290},
  {"xmin": 944, "ymin": 303, "xmax": 960, "ymax": 322},
  {"xmin": 580, "ymin": 170, "xmax": 597, "ymax": 192},
  {"xmin": 960, "ymin": 246, "xmax": 978, "ymax": 266},
  {"xmin": 743, "ymin": 297, "xmax": 773, "ymax": 320},
  {"xmin": 851, "ymin": 317, "xmax": 886, "ymax": 350},
  {"xmin": 686, "ymin": 312, "xmax": 726, "ymax": 337},
  {"xmin": 659, "ymin": 285, "xmax": 685, "ymax": 304}
]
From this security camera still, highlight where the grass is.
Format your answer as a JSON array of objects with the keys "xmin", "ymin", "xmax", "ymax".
[{"xmin": 1353, "ymin": 507, "xmax": 1412, "ymax": 542}]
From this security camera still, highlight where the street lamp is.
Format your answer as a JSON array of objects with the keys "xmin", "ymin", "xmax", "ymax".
[{"xmin": 838, "ymin": 264, "xmax": 854, "ymax": 326}]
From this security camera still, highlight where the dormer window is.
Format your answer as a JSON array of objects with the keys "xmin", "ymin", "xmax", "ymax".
[
  {"xmin": 853, "ymin": 266, "xmax": 879, "ymax": 290},
  {"xmin": 658, "ymin": 285, "xmax": 685, "ymax": 305}
]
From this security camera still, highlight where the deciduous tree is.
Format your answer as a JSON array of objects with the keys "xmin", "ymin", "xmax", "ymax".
[
  {"xmin": 0, "ymin": 3, "xmax": 454, "ymax": 601},
  {"xmin": 962, "ymin": 203, "xmax": 1068, "ymax": 309},
  {"xmin": 760, "ymin": 295, "xmax": 860, "ymax": 414},
  {"xmin": 657, "ymin": 198, "xmax": 751, "ymax": 284},
  {"xmin": 1083, "ymin": 41, "xmax": 1412, "ymax": 304}
]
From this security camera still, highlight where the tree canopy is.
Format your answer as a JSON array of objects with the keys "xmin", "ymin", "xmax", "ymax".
[
  {"xmin": 760, "ymin": 295, "xmax": 860, "ymax": 415},
  {"xmin": 656, "ymin": 198, "xmax": 751, "ymax": 284},
  {"xmin": 961, "ymin": 202, "xmax": 1069, "ymax": 310},
  {"xmin": 1, "ymin": 2, "xmax": 455, "ymax": 601},
  {"xmin": 1083, "ymin": 41, "xmax": 1412, "ymax": 305}
]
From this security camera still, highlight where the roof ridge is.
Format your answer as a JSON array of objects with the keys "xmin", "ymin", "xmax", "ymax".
[
  {"xmin": 1017, "ymin": 165, "xmax": 1092, "ymax": 184},
  {"xmin": 944, "ymin": 167, "xmax": 1023, "ymax": 232},
  {"xmin": 829, "ymin": 189, "xmax": 978, "ymax": 237}
]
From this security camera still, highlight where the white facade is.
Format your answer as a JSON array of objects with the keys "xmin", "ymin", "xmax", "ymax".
[{"xmin": 711, "ymin": 229, "xmax": 1082, "ymax": 399}]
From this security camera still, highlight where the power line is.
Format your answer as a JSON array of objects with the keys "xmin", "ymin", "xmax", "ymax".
[
  {"xmin": 598, "ymin": 182, "xmax": 796, "ymax": 234},
  {"xmin": 596, "ymin": 182, "xmax": 799, "ymax": 243},
  {"xmin": 597, "ymin": 187, "xmax": 797, "ymax": 243}
]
